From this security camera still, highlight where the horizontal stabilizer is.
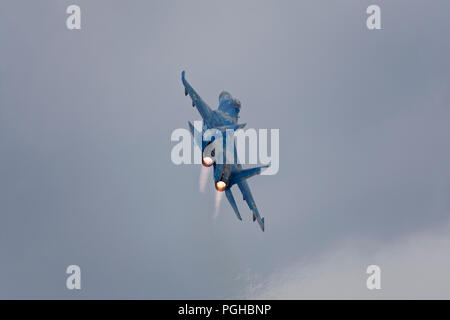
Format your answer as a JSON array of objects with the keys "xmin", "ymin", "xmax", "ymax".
[
  {"xmin": 225, "ymin": 189, "xmax": 242, "ymax": 221},
  {"xmin": 212, "ymin": 123, "xmax": 246, "ymax": 132},
  {"xmin": 230, "ymin": 165, "xmax": 269, "ymax": 185}
]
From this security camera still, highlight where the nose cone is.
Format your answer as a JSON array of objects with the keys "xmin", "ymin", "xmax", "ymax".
[
  {"xmin": 202, "ymin": 157, "xmax": 213, "ymax": 167},
  {"xmin": 215, "ymin": 181, "xmax": 227, "ymax": 192}
]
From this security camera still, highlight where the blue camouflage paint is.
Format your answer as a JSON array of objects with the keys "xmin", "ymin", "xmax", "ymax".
[{"xmin": 182, "ymin": 71, "xmax": 267, "ymax": 231}]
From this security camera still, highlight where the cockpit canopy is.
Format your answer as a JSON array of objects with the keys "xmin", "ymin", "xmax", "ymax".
[
  {"xmin": 219, "ymin": 91, "xmax": 232, "ymax": 102},
  {"xmin": 219, "ymin": 91, "xmax": 241, "ymax": 109}
]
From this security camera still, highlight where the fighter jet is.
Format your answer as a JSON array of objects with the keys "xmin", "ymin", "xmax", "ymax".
[{"xmin": 181, "ymin": 71, "xmax": 267, "ymax": 231}]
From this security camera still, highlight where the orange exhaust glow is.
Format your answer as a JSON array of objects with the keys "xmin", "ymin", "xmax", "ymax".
[
  {"xmin": 202, "ymin": 157, "xmax": 214, "ymax": 167},
  {"xmin": 215, "ymin": 181, "xmax": 227, "ymax": 192}
]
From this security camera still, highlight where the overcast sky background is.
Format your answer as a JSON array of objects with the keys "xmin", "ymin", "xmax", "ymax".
[{"xmin": 1, "ymin": 0, "xmax": 449, "ymax": 299}]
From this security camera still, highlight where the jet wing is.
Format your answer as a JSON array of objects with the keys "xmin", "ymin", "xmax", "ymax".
[
  {"xmin": 237, "ymin": 180, "xmax": 265, "ymax": 231},
  {"xmin": 182, "ymin": 71, "xmax": 214, "ymax": 126}
]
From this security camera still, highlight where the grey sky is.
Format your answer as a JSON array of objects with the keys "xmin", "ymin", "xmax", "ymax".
[{"xmin": 0, "ymin": 0, "xmax": 449, "ymax": 298}]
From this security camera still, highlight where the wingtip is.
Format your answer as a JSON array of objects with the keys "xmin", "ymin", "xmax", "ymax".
[
  {"xmin": 262, "ymin": 217, "xmax": 265, "ymax": 232},
  {"xmin": 181, "ymin": 70, "xmax": 186, "ymax": 79}
]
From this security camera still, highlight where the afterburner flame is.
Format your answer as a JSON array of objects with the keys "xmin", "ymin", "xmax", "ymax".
[
  {"xmin": 198, "ymin": 166, "xmax": 209, "ymax": 193},
  {"xmin": 202, "ymin": 157, "xmax": 214, "ymax": 167},
  {"xmin": 215, "ymin": 181, "xmax": 227, "ymax": 192},
  {"xmin": 214, "ymin": 191, "xmax": 223, "ymax": 219}
]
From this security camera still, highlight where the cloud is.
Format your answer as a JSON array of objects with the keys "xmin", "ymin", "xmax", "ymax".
[{"xmin": 245, "ymin": 221, "xmax": 450, "ymax": 299}]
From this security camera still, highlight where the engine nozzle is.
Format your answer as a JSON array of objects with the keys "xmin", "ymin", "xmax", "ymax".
[
  {"xmin": 215, "ymin": 181, "xmax": 227, "ymax": 192},
  {"xmin": 202, "ymin": 157, "xmax": 214, "ymax": 167}
]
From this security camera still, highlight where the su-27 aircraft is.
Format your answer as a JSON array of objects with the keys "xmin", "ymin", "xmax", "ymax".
[{"xmin": 181, "ymin": 71, "xmax": 267, "ymax": 231}]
